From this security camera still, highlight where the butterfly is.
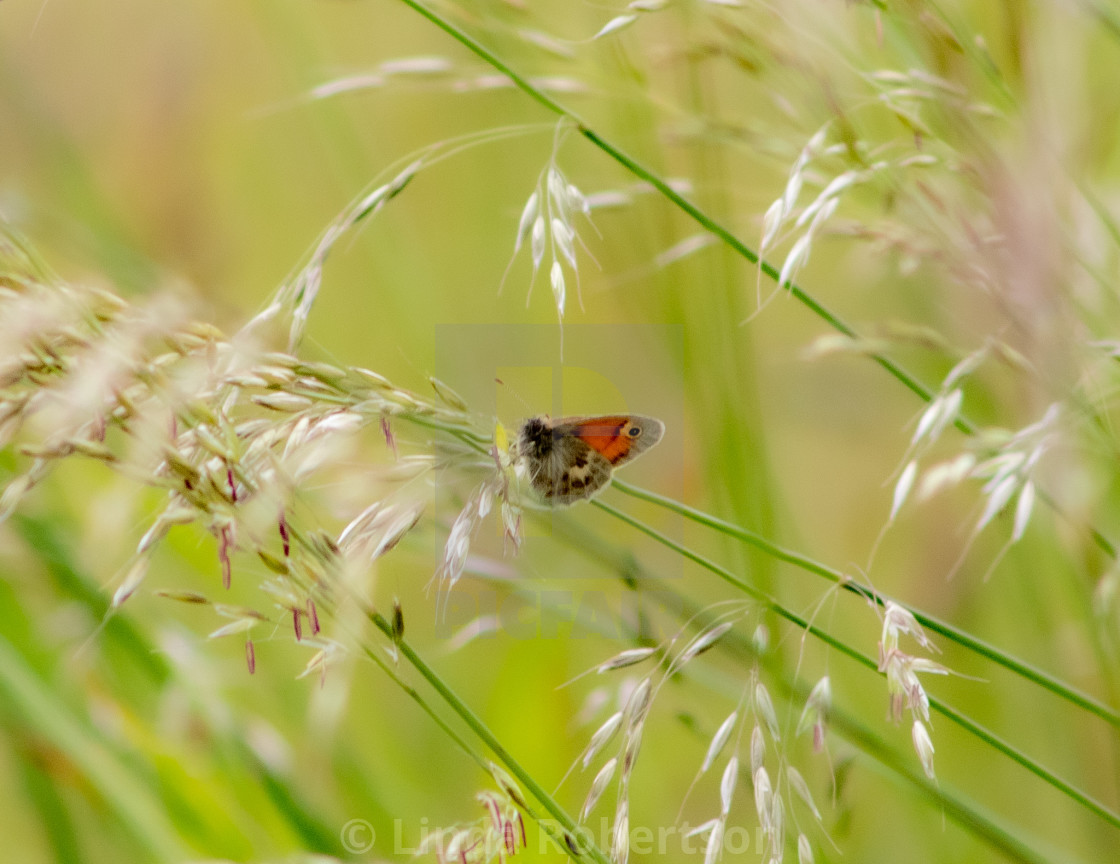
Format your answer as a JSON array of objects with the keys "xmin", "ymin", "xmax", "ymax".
[{"xmin": 514, "ymin": 414, "xmax": 665, "ymax": 505}]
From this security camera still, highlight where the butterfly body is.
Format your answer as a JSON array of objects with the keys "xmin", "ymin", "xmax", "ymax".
[{"xmin": 515, "ymin": 414, "xmax": 664, "ymax": 505}]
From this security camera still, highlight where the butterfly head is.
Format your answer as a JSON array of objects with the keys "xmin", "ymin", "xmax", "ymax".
[{"xmin": 516, "ymin": 415, "xmax": 554, "ymax": 460}]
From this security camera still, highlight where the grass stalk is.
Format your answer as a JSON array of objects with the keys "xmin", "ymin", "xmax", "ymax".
[{"xmin": 362, "ymin": 606, "xmax": 613, "ymax": 864}]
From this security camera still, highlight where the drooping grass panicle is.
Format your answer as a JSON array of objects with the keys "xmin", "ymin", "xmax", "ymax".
[
  {"xmin": 0, "ymin": 255, "xmax": 520, "ymax": 678},
  {"xmin": 877, "ymin": 601, "xmax": 952, "ymax": 776},
  {"xmin": 501, "ymin": 121, "xmax": 598, "ymax": 323},
  {"xmin": 562, "ymin": 601, "xmax": 837, "ymax": 862}
]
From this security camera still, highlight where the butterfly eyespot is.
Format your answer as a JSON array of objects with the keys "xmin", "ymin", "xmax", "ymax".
[{"xmin": 627, "ymin": 426, "xmax": 641, "ymax": 438}]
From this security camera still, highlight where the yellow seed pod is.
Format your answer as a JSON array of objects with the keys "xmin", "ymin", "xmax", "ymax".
[{"xmin": 493, "ymin": 420, "xmax": 509, "ymax": 454}]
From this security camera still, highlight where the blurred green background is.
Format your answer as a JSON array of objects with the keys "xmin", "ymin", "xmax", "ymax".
[{"xmin": 2, "ymin": 1, "xmax": 1120, "ymax": 862}]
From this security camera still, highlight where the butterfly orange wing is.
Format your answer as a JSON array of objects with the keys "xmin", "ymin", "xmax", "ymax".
[
  {"xmin": 570, "ymin": 416, "xmax": 638, "ymax": 464},
  {"xmin": 566, "ymin": 415, "xmax": 665, "ymax": 467}
]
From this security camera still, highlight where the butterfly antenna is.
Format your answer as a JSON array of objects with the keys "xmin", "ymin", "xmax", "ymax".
[{"xmin": 496, "ymin": 377, "xmax": 535, "ymax": 417}]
